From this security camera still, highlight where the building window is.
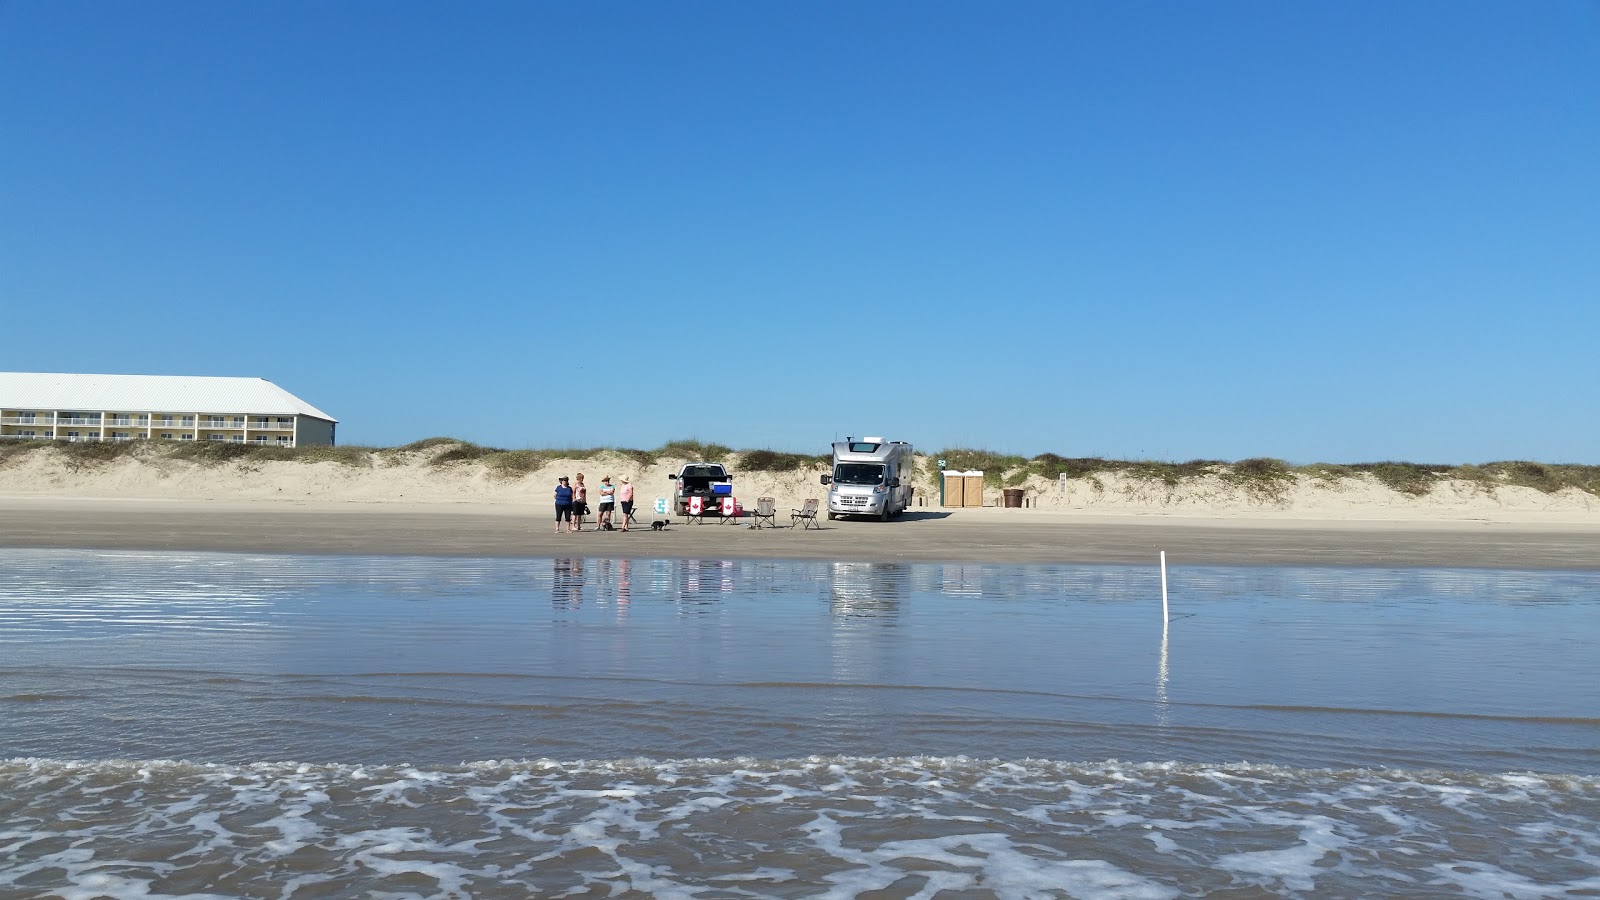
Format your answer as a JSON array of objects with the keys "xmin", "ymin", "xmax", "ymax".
[
  {"xmin": 66, "ymin": 431, "xmax": 80, "ymax": 440},
  {"xmin": 181, "ymin": 416, "xmax": 194, "ymax": 426},
  {"xmin": 111, "ymin": 416, "xmax": 131, "ymax": 426},
  {"xmin": 180, "ymin": 434, "xmax": 194, "ymax": 441},
  {"xmin": 277, "ymin": 417, "xmax": 293, "ymax": 427},
  {"xmin": 18, "ymin": 430, "xmax": 36, "ymax": 438},
  {"xmin": 230, "ymin": 434, "xmax": 244, "ymax": 443},
  {"xmin": 112, "ymin": 432, "xmax": 130, "ymax": 441},
  {"xmin": 276, "ymin": 435, "xmax": 292, "ymax": 445},
  {"xmin": 160, "ymin": 433, "xmax": 174, "ymax": 440},
  {"xmin": 208, "ymin": 434, "xmax": 225, "ymax": 441},
  {"xmin": 18, "ymin": 413, "xmax": 36, "ymax": 424},
  {"xmin": 159, "ymin": 415, "xmax": 174, "ymax": 425}
]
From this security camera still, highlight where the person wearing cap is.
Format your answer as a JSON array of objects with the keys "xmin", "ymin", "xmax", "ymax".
[
  {"xmin": 554, "ymin": 476, "xmax": 575, "ymax": 534},
  {"xmin": 597, "ymin": 476, "xmax": 616, "ymax": 530}
]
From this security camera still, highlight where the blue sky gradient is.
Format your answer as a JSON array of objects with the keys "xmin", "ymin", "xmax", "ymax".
[{"xmin": 3, "ymin": 2, "xmax": 1596, "ymax": 461}]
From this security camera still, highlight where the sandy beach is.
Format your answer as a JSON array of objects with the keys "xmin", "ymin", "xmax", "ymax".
[
  {"xmin": 4, "ymin": 495, "xmax": 1597, "ymax": 568},
  {"xmin": 1, "ymin": 445, "xmax": 1596, "ymax": 567}
]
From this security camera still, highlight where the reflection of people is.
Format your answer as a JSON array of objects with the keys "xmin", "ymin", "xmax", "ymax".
[
  {"xmin": 554, "ymin": 476, "xmax": 574, "ymax": 534},
  {"xmin": 618, "ymin": 478, "xmax": 635, "ymax": 531},
  {"xmin": 572, "ymin": 473, "xmax": 588, "ymax": 531},
  {"xmin": 552, "ymin": 557, "xmax": 584, "ymax": 605},
  {"xmin": 598, "ymin": 476, "xmax": 616, "ymax": 530}
]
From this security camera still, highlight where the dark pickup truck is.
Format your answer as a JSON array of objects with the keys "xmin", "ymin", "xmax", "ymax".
[{"xmin": 670, "ymin": 463, "xmax": 732, "ymax": 515}]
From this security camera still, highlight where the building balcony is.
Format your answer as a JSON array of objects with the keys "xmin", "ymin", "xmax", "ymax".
[
  {"xmin": 1, "ymin": 417, "xmax": 53, "ymax": 425},
  {"xmin": 247, "ymin": 422, "xmax": 295, "ymax": 430},
  {"xmin": 57, "ymin": 417, "xmax": 101, "ymax": 425}
]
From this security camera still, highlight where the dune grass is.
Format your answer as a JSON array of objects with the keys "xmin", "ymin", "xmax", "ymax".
[
  {"xmin": 929, "ymin": 449, "xmax": 1599, "ymax": 499},
  {"xmin": 6, "ymin": 435, "xmax": 1596, "ymax": 498}
]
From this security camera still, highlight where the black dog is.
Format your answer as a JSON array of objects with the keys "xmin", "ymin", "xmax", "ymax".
[
  {"xmin": 651, "ymin": 519, "xmax": 670, "ymax": 531},
  {"xmin": 602, "ymin": 522, "xmax": 614, "ymax": 531}
]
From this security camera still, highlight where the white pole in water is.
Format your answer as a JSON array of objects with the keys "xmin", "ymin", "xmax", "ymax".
[{"xmin": 1160, "ymin": 551, "xmax": 1169, "ymax": 624}]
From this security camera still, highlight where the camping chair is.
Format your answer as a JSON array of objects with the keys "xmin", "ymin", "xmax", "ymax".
[
  {"xmin": 750, "ymin": 497, "xmax": 777, "ymax": 529},
  {"xmin": 792, "ymin": 498, "xmax": 821, "ymax": 530},
  {"xmin": 686, "ymin": 495, "xmax": 709, "ymax": 524},
  {"xmin": 717, "ymin": 497, "xmax": 740, "ymax": 525}
]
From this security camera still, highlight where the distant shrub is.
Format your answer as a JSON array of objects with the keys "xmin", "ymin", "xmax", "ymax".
[
  {"xmin": 289, "ymin": 445, "xmax": 373, "ymax": 467},
  {"xmin": 1353, "ymin": 462, "xmax": 1440, "ymax": 497},
  {"xmin": 0, "ymin": 440, "xmax": 53, "ymax": 467},
  {"xmin": 165, "ymin": 441, "xmax": 259, "ymax": 464},
  {"xmin": 399, "ymin": 437, "xmax": 461, "ymax": 451},
  {"xmin": 1299, "ymin": 462, "xmax": 1357, "ymax": 485},
  {"xmin": 613, "ymin": 447, "xmax": 659, "ymax": 467},
  {"xmin": 739, "ymin": 449, "xmax": 827, "ymax": 472},
  {"xmin": 657, "ymin": 439, "xmax": 731, "ymax": 462},
  {"xmin": 1121, "ymin": 459, "xmax": 1226, "ymax": 487},
  {"xmin": 1026, "ymin": 454, "xmax": 1109, "ymax": 480},
  {"xmin": 1222, "ymin": 457, "xmax": 1295, "ymax": 503},
  {"xmin": 485, "ymin": 450, "xmax": 543, "ymax": 478},
  {"xmin": 937, "ymin": 448, "xmax": 1027, "ymax": 487},
  {"xmin": 429, "ymin": 442, "xmax": 497, "ymax": 466},
  {"xmin": 45, "ymin": 440, "xmax": 144, "ymax": 472}
]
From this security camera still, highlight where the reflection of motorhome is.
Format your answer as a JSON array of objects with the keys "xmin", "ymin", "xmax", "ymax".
[
  {"xmin": 821, "ymin": 437, "xmax": 914, "ymax": 521},
  {"xmin": 827, "ymin": 561, "xmax": 906, "ymax": 617}
]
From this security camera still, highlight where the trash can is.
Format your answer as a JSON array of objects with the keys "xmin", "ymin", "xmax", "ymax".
[{"xmin": 1002, "ymin": 488, "xmax": 1024, "ymax": 508}]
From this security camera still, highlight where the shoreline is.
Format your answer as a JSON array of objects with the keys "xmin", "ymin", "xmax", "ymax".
[{"xmin": 6, "ymin": 497, "xmax": 1599, "ymax": 569}]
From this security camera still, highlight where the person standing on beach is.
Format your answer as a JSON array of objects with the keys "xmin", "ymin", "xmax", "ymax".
[
  {"xmin": 554, "ymin": 476, "xmax": 574, "ymax": 534},
  {"xmin": 572, "ymin": 473, "xmax": 588, "ymax": 531},
  {"xmin": 597, "ymin": 476, "xmax": 616, "ymax": 530},
  {"xmin": 618, "ymin": 477, "xmax": 635, "ymax": 531}
]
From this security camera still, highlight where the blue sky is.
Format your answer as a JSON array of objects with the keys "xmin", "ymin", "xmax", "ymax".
[{"xmin": 3, "ymin": 2, "xmax": 1595, "ymax": 463}]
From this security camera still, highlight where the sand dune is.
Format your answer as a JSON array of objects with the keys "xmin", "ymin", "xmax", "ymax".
[{"xmin": 1, "ymin": 444, "xmax": 1596, "ymax": 525}]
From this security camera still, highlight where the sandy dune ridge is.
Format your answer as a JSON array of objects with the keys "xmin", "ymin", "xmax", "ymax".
[{"xmin": 2, "ymin": 445, "xmax": 1596, "ymax": 525}]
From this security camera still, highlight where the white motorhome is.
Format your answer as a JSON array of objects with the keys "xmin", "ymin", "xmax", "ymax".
[{"xmin": 821, "ymin": 436, "xmax": 914, "ymax": 521}]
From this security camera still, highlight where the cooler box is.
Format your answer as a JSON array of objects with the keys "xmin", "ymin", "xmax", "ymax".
[{"xmin": 712, "ymin": 483, "xmax": 733, "ymax": 495}]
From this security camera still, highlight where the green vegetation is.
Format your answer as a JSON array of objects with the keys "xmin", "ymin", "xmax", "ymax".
[
  {"xmin": 1221, "ymin": 457, "xmax": 1297, "ymax": 503},
  {"xmin": 937, "ymin": 448, "xmax": 1027, "ymax": 487},
  {"xmin": 925, "ymin": 449, "xmax": 1600, "ymax": 500},
  {"xmin": 738, "ymin": 449, "xmax": 829, "ymax": 472},
  {"xmin": 398, "ymin": 436, "xmax": 459, "ymax": 451},
  {"xmin": 1348, "ymin": 462, "xmax": 1443, "ymax": 497},
  {"xmin": 656, "ymin": 438, "xmax": 733, "ymax": 463},
  {"xmin": 6, "ymin": 436, "xmax": 1596, "ymax": 499}
]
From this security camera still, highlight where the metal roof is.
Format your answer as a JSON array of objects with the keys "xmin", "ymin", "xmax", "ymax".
[{"xmin": 0, "ymin": 373, "xmax": 337, "ymax": 421}]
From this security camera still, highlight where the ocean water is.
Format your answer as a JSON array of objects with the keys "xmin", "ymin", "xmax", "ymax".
[{"xmin": 1, "ymin": 549, "xmax": 1596, "ymax": 898}]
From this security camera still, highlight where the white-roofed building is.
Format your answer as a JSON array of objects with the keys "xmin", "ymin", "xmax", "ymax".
[{"xmin": 0, "ymin": 373, "xmax": 338, "ymax": 447}]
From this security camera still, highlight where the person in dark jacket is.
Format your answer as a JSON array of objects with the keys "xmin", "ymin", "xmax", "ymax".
[{"xmin": 554, "ymin": 476, "xmax": 575, "ymax": 534}]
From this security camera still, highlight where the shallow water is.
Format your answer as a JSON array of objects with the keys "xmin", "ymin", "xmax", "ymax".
[{"xmin": 2, "ymin": 549, "xmax": 1597, "ymax": 897}]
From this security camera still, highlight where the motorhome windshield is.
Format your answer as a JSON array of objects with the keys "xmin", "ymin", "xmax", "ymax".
[{"xmin": 833, "ymin": 463, "xmax": 885, "ymax": 485}]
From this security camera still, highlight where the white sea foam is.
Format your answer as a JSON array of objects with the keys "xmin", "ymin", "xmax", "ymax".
[{"xmin": 2, "ymin": 756, "xmax": 1596, "ymax": 898}]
